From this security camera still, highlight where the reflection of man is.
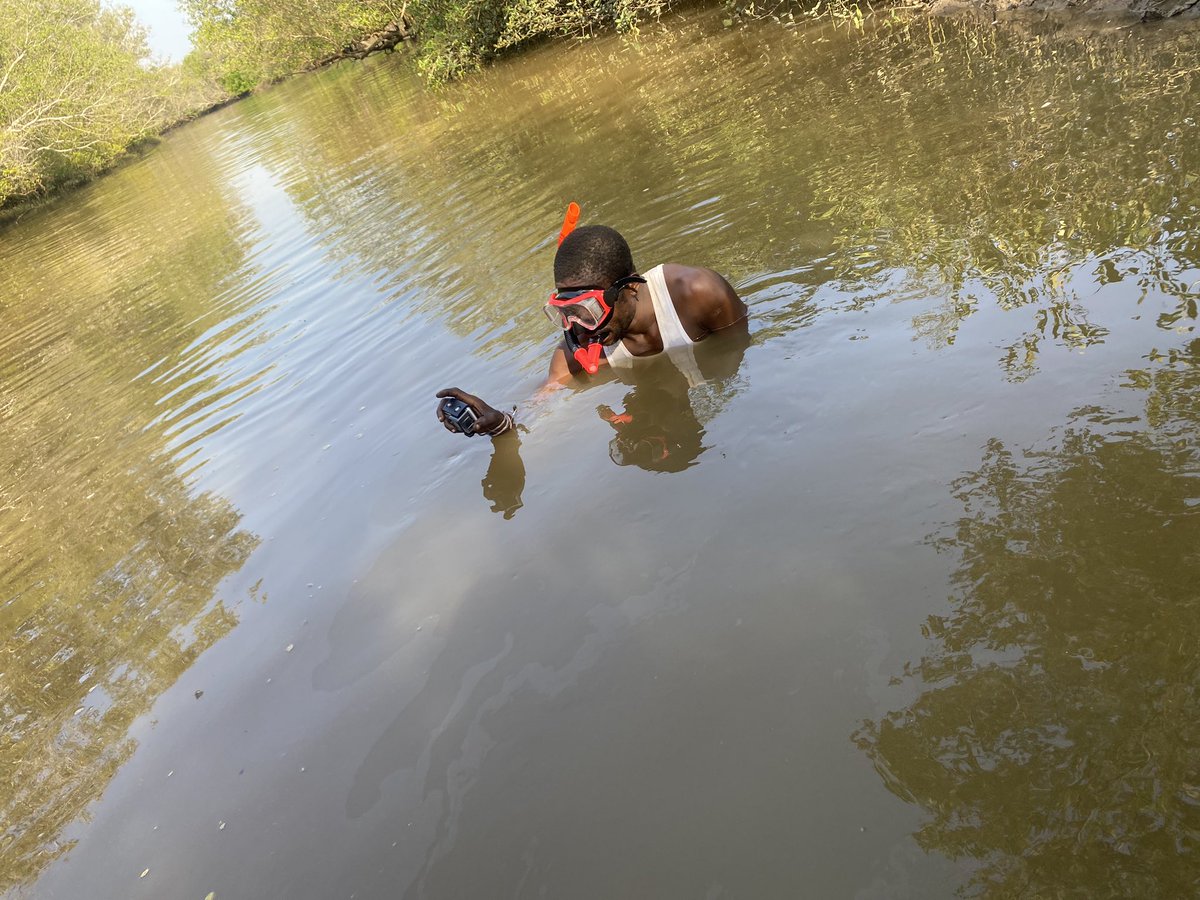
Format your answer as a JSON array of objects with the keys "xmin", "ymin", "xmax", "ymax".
[
  {"xmin": 599, "ymin": 376, "xmax": 706, "ymax": 473},
  {"xmin": 436, "ymin": 220, "xmax": 748, "ymax": 436}
]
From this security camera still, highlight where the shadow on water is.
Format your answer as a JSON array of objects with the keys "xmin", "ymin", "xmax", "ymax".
[{"xmin": 853, "ymin": 342, "xmax": 1200, "ymax": 896}]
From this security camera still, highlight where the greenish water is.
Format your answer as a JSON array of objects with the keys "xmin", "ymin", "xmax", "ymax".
[{"xmin": 2, "ymin": 8, "xmax": 1200, "ymax": 897}]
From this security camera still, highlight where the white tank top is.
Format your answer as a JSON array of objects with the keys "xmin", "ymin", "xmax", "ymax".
[{"xmin": 604, "ymin": 264, "xmax": 705, "ymax": 387}]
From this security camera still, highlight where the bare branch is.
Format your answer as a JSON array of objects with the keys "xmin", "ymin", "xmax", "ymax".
[{"xmin": 0, "ymin": 49, "xmax": 28, "ymax": 96}]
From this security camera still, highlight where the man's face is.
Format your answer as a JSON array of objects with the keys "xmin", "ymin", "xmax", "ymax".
[
  {"xmin": 597, "ymin": 284, "xmax": 639, "ymax": 345},
  {"xmin": 554, "ymin": 274, "xmax": 638, "ymax": 346}
]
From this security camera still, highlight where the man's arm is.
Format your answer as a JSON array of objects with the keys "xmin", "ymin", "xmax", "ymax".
[
  {"xmin": 436, "ymin": 343, "xmax": 577, "ymax": 440},
  {"xmin": 547, "ymin": 343, "xmax": 573, "ymax": 383}
]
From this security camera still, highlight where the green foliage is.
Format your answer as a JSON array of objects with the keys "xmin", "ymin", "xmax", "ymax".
[
  {"xmin": 0, "ymin": 0, "xmax": 227, "ymax": 207},
  {"xmin": 414, "ymin": 0, "xmax": 671, "ymax": 82},
  {"xmin": 183, "ymin": 0, "xmax": 407, "ymax": 89},
  {"xmin": 182, "ymin": 0, "xmax": 674, "ymax": 87},
  {"xmin": 221, "ymin": 68, "xmax": 263, "ymax": 95}
]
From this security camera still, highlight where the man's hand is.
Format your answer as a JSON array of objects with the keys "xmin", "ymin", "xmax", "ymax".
[{"xmin": 436, "ymin": 387, "xmax": 506, "ymax": 436}]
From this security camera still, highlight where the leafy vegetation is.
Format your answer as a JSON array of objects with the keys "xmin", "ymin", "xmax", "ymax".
[
  {"xmin": 413, "ymin": 0, "xmax": 671, "ymax": 82},
  {"xmin": 0, "ymin": 0, "xmax": 224, "ymax": 208},
  {"xmin": 182, "ymin": 0, "xmax": 409, "ymax": 93},
  {"xmin": 181, "ymin": 0, "xmax": 675, "ymax": 86},
  {"xmin": 1, "ymin": 0, "xmax": 684, "ymax": 208}
]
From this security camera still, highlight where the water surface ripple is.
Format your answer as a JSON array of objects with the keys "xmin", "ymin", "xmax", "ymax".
[{"xmin": 3, "ymin": 8, "xmax": 1200, "ymax": 897}]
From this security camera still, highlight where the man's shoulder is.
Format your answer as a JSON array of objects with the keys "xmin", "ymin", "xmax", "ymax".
[
  {"xmin": 663, "ymin": 262, "xmax": 736, "ymax": 310},
  {"xmin": 658, "ymin": 263, "xmax": 746, "ymax": 336},
  {"xmin": 660, "ymin": 263, "xmax": 717, "ymax": 300},
  {"xmin": 660, "ymin": 263, "xmax": 725, "ymax": 309}
]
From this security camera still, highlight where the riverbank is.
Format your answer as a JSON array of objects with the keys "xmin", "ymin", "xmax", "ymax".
[{"xmin": 0, "ymin": 0, "xmax": 420, "ymax": 218}]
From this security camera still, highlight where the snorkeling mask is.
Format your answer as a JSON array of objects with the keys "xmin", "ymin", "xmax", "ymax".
[
  {"xmin": 543, "ymin": 276, "xmax": 648, "ymax": 333},
  {"xmin": 547, "ymin": 276, "xmax": 646, "ymax": 374}
]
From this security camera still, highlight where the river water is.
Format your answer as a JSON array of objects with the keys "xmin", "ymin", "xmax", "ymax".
[{"xmin": 3, "ymin": 7, "xmax": 1200, "ymax": 897}]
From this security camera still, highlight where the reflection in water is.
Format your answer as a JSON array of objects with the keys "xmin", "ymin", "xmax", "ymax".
[
  {"xmin": 809, "ymin": 19, "xmax": 1200, "ymax": 378},
  {"xmin": 600, "ymin": 322, "xmax": 750, "ymax": 473},
  {"xmin": 854, "ymin": 350, "xmax": 1200, "ymax": 896},
  {"xmin": 0, "ymin": 128, "xmax": 260, "ymax": 891},
  {"xmin": 600, "ymin": 376, "xmax": 706, "ymax": 472},
  {"xmin": 0, "ymin": 403, "xmax": 257, "ymax": 891},
  {"xmin": 481, "ymin": 431, "xmax": 526, "ymax": 518},
  {"xmin": 0, "ymin": 489, "xmax": 254, "ymax": 892}
]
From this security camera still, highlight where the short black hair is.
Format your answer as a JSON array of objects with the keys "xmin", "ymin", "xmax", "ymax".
[{"xmin": 554, "ymin": 225, "xmax": 635, "ymax": 286}]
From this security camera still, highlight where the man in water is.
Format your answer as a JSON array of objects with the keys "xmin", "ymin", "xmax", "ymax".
[{"xmin": 436, "ymin": 222, "xmax": 748, "ymax": 437}]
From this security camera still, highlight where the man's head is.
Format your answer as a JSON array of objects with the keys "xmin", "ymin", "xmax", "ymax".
[
  {"xmin": 554, "ymin": 225, "xmax": 635, "ymax": 289},
  {"xmin": 552, "ymin": 225, "xmax": 642, "ymax": 348}
]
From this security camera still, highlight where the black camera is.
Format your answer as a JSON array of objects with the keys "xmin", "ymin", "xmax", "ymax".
[{"xmin": 439, "ymin": 397, "xmax": 479, "ymax": 435}]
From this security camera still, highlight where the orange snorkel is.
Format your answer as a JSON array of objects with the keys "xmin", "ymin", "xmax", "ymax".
[
  {"xmin": 563, "ymin": 326, "xmax": 604, "ymax": 375},
  {"xmin": 554, "ymin": 202, "xmax": 604, "ymax": 375},
  {"xmin": 557, "ymin": 202, "xmax": 580, "ymax": 246}
]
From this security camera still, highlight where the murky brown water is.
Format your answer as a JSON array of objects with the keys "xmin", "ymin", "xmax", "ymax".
[{"xmin": 3, "ymin": 7, "xmax": 1200, "ymax": 897}]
